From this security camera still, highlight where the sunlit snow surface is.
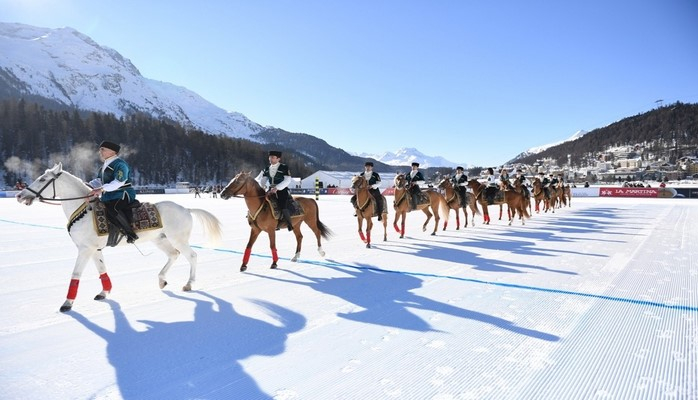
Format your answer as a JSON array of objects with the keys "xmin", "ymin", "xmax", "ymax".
[{"xmin": 0, "ymin": 194, "xmax": 695, "ymax": 399}]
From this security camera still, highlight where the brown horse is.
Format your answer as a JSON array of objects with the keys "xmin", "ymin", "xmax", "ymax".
[
  {"xmin": 392, "ymin": 174, "xmax": 448, "ymax": 238},
  {"xmin": 466, "ymin": 179, "xmax": 508, "ymax": 224},
  {"xmin": 351, "ymin": 175, "xmax": 388, "ymax": 248},
  {"xmin": 502, "ymin": 180, "xmax": 531, "ymax": 225},
  {"xmin": 437, "ymin": 177, "xmax": 479, "ymax": 230},
  {"xmin": 562, "ymin": 184, "xmax": 572, "ymax": 207},
  {"xmin": 531, "ymin": 177, "xmax": 550, "ymax": 213},
  {"xmin": 220, "ymin": 172, "xmax": 332, "ymax": 271}
]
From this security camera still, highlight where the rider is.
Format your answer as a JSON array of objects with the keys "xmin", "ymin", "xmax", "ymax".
[
  {"xmin": 89, "ymin": 140, "xmax": 139, "ymax": 243},
  {"xmin": 485, "ymin": 167, "xmax": 498, "ymax": 204},
  {"xmin": 255, "ymin": 150, "xmax": 294, "ymax": 231},
  {"xmin": 540, "ymin": 171, "xmax": 551, "ymax": 199},
  {"xmin": 351, "ymin": 161, "xmax": 384, "ymax": 221},
  {"xmin": 405, "ymin": 162, "xmax": 425, "ymax": 210},
  {"xmin": 451, "ymin": 166, "xmax": 468, "ymax": 207},
  {"xmin": 499, "ymin": 166, "xmax": 511, "ymax": 190},
  {"xmin": 515, "ymin": 168, "xmax": 531, "ymax": 197}
]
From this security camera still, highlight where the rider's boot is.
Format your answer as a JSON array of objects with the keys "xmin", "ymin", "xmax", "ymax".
[
  {"xmin": 411, "ymin": 194, "xmax": 419, "ymax": 211},
  {"xmin": 282, "ymin": 209, "xmax": 294, "ymax": 231},
  {"xmin": 113, "ymin": 210, "xmax": 138, "ymax": 243},
  {"xmin": 350, "ymin": 195, "xmax": 357, "ymax": 217}
]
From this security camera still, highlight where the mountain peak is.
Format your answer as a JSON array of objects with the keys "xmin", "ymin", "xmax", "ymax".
[
  {"xmin": 356, "ymin": 147, "xmax": 463, "ymax": 169},
  {"xmin": 0, "ymin": 21, "xmax": 261, "ymax": 139}
]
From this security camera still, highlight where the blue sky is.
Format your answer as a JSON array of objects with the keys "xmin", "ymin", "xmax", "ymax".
[{"xmin": 2, "ymin": 0, "xmax": 697, "ymax": 167}]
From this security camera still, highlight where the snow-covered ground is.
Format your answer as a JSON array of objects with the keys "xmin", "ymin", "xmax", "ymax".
[{"xmin": 0, "ymin": 193, "xmax": 695, "ymax": 400}]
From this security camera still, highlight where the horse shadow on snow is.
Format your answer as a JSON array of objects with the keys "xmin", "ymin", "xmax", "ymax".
[
  {"xmin": 69, "ymin": 292, "xmax": 305, "ymax": 400},
  {"xmin": 250, "ymin": 263, "xmax": 559, "ymax": 342}
]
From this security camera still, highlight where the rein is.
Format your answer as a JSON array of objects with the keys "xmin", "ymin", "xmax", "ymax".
[{"xmin": 25, "ymin": 172, "xmax": 94, "ymax": 205}]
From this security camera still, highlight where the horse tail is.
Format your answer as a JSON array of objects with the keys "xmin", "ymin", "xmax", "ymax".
[
  {"xmin": 313, "ymin": 200, "xmax": 334, "ymax": 240},
  {"xmin": 190, "ymin": 208, "xmax": 223, "ymax": 246}
]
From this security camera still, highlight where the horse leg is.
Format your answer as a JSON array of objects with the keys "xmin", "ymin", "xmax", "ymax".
[
  {"xmin": 365, "ymin": 217, "xmax": 373, "ymax": 248},
  {"xmin": 93, "ymin": 249, "xmax": 111, "ymax": 301},
  {"xmin": 60, "ymin": 247, "xmax": 96, "ymax": 312},
  {"xmin": 482, "ymin": 204, "xmax": 490, "ymax": 224},
  {"xmin": 357, "ymin": 215, "xmax": 367, "ymax": 243},
  {"xmin": 267, "ymin": 229, "xmax": 282, "ymax": 268},
  {"xmin": 421, "ymin": 208, "xmax": 435, "ymax": 235},
  {"xmin": 499, "ymin": 205, "xmax": 503, "ymax": 220},
  {"xmin": 382, "ymin": 213, "xmax": 388, "ymax": 241},
  {"xmin": 289, "ymin": 226, "xmax": 304, "ymax": 262},
  {"xmin": 393, "ymin": 212, "xmax": 402, "ymax": 234},
  {"xmin": 239, "ymin": 228, "xmax": 261, "ymax": 271},
  {"xmin": 153, "ymin": 235, "xmax": 197, "ymax": 291}
]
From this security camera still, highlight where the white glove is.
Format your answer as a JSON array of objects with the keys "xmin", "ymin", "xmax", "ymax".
[
  {"xmin": 371, "ymin": 183, "xmax": 381, "ymax": 190},
  {"xmin": 88, "ymin": 178, "xmax": 103, "ymax": 189}
]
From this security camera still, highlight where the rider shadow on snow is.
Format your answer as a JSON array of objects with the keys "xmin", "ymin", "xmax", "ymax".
[
  {"xmin": 249, "ymin": 262, "xmax": 559, "ymax": 342},
  {"xmin": 68, "ymin": 292, "xmax": 305, "ymax": 400}
]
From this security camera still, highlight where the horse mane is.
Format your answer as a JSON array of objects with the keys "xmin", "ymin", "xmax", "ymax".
[{"xmin": 50, "ymin": 165, "xmax": 91, "ymax": 192}]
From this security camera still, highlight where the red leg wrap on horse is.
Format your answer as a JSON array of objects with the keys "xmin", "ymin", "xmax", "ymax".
[
  {"xmin": 67, "ymin": 279, "xmax": 80, "ymax": 300},
  {"xmin": 100, "ymin": 273, "xmax": 112, "ymax": 292},
  {"xmin": 359, "ymin": 231, "xmax": 366, "ymax": 242},
  {"xmin": 366, "ymin": 231, "xmax": 371, "ymax": 243},
  {"xmin": 271, "ymin": 248, "xmax": 279, "ymax": 263},
  {"xmin": 243, "ymin": 247, "xmax": 252, "ymax": 264}
]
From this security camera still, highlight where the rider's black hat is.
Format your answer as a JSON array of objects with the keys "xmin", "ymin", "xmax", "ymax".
[
  {"xmin": 268, "ymin": 150, "xmax": 282, "ymax": 158},
  {"xmin": 456, "ymin": 166, "xmax": 464, "ymax": 171},
  {"xmin": 411, "ymin": 162, "xmax": 420, "ymax": 167},
  {"xmin": 365, "ymin": 161, "xmax": 374, "ymax": 167},
  {"xmin": 99, "ymin": 141, "xmax": 120, "ymax": 153}
]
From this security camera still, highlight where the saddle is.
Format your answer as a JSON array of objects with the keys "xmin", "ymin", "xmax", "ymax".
[
  {"xmin": 411, "ymin": 190, "xmax": 430, "ymax": 208},
  {"xmin": 355, "ymin": 194, "xmax": 388, "ymax": 218},
  {"xmin": 260, "ymin": 196, "xmax": 304, "ymax": 221}
]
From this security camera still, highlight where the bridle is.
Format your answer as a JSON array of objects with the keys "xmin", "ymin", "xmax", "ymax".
[
  {"xmin": 224, "ymin": 175, "xmax": 266, "ymax": 199},
  {"xmin": 24, "ymin": 172, "xmax": 94, "ymax": 205}
]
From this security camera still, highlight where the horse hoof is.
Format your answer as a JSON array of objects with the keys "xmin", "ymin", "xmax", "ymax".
[
  {"xmin": 183, "ymin": 284, "xmax": 192, "ymax": 291},
  {"xmin": 270, "ymin": 263, "xmax": 277, "ymax": 269},
  {"xmin": 94, "ymin": 291, "xmax": 109, "ymax": 301},
  {"xmin": 59, "ymin": 300, "xmax": 73, "ymax": 313},
  {"xmin": 366, "ymin": 243, "xmax": 371, "ymax": 248},
  {"xmin": 240, "ymin": 265, "xmax": 247, "ymax": 272},
  {"xmin": 431, "ymin": 232, "xmax": 436, "ymax": 236},
  {"xmin": 159, "ymin": 280, "xmax": 168, "ymax": 289}
]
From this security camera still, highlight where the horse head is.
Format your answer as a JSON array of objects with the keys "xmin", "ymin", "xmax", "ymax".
[
  {"xmin": 393, "ymin": 173, "xmax": 407, "ymax": 189},
  {"xmin": 220, "ymin": 172, "xmax": 250, "ymax": 199},
  {"xmin": 437, "ymin": 177, "xmax": 452, "ymax": 190},
  {"xmin": 351, "ymin": 175, "xmax": 368, "ymax": 190},
  {"xmin": 16, "ymin": 163, "xmax": 64, "ymax": 205}
]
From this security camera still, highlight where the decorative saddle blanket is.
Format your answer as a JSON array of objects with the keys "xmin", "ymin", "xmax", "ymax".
[
  {"xmin": 93, "ymin": 201, "xmax": 163, "ymax": 236},
  {"xmin": 248, "ymin": 196, "xmax": 304, "ymax": 221}
]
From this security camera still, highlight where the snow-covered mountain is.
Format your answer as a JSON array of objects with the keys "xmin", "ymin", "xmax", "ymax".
[
  {"xmin": 0, "ymin": 22, "xmax": 263, "ymax": 139},
  {"xmin": 509, "ymin": 130, "xmax": 589, "ymax": 162},
  {"xmin": 355, "ymin": 147, "xmax": 463, "ymax": 169}
]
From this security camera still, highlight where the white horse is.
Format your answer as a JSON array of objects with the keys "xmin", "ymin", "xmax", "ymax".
[{"xmin": 15, "ymin": 163, "xmax": 223, "ymax": 312}]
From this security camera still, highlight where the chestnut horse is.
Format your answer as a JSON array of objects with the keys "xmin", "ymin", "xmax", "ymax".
[
  {"xmin": 437, "ymin": 177, "xmax": 479, "ymax": 230},
  {"xmin": 531, "ymin": 177, "xmax": 551, "ymax": 213},
  {"xmin": 466, "ymin": 179, "xmax": 509, "ymax": 224},
  {"xmin": 351, "ymin": 175, "xmax": 388, "ymax": 248},
  {"xmin": 502, "ymin": 180, "xmax": 531, "ymax": 225},
  {"xmin": 392, "ymin": 174, "xmax": 448, "ymax": 238},
  {"xmin": 562, "ymin": 184, "xmax": 572, "ymax": 207},
  {"xmin": 220, "ymin": 172, "xmax": 332, "ymax": 271}
]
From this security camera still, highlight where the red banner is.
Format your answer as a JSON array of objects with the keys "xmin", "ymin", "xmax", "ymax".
[{"xmin": 599, "ymin": 187, "xmax": 659, "ymax": 197}]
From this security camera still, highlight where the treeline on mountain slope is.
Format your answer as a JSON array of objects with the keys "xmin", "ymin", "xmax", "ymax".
[
  {"xmin": 512, "ymin": 102, "xmax": 698, "ymax": 167},
  {"xmin": 0, "ymin": 98, "xmax": 319, "ymax": 187}
]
